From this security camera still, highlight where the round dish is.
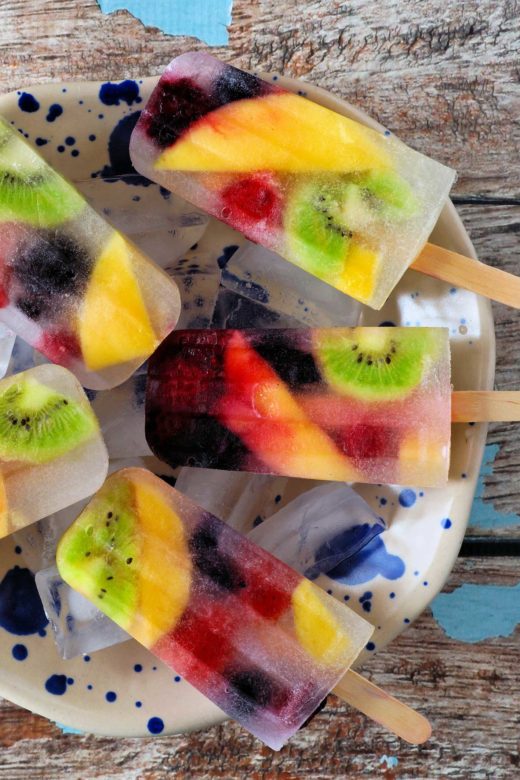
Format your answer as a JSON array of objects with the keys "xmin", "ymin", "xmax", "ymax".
[{"xmin": 0, "ymin": 73, "xmax": 494, "ymax": 737}]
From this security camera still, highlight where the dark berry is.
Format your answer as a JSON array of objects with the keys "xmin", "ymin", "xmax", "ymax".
[
  {"xmin": 11, "ymin": 232, "xmax": 92, "ymax": 317},
  {"xmin": 255, "ymin": 332, "xmax": 322, "ymax": 387},
  {"xmin": 225, "ymin": 668, "xmax": 288, "ymax": 718},
  {"xmin": 212, "ymin": 66, "xmax": 272, "ymax": 104},
  {"xmin": 143, "ymin": 78, "xmax": 218, "ymax": 148},
  {"xmin": 189, "ymin": 517, "xmax": 246, "ymax": 592}
]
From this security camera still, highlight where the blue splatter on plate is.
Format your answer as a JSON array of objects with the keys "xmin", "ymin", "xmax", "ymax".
[{"xmin": 0, "ymin": 74, "xmax": 494, "ymax": 737}]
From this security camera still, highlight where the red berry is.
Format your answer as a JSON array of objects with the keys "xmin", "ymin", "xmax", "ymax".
[
  {"xmin": 38, "ymin": 331, "xmax": 82, "ymax": 367},
  {"xmin": 221, "ymin": 174, "xmax": 282, "ymax": 230}
]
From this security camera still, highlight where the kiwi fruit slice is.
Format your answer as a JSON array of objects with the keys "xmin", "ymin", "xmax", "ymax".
[
  {"xmin": 0, "ymin": 122, "xmax": 84, "ymax": 227},
  {"xmin": 0, "ymin": 377, "xmax": 98, "ymax": 463},
  {"xmin": 285, "ymin": 171, "xmax": 417, "ymax": 277},
  {"xmin": 315, "ymin": 328, "xmax": 434, "ymax": 401},
  {"xmin": 284, "ymin": 180, "xmax": 353, "ymax": 278},
  {"xmin": 57, "ymin": 478, "xmax": 140, "ymax": 629}
]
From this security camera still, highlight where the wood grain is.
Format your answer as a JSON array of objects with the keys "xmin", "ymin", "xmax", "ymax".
[
  {"xmin": 0, "ymin": 558, "xmax": 518, "ymax": 779},
  {"xmin": 0, "ymin": 0, "xmax": 519, "ymax": 777}
]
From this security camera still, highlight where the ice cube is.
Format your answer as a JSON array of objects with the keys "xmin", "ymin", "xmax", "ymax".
[
  {"xmin": 0, "ymin": 324, "xmax": 15, "ymax": 379},
  {"xmin": 35, "ymin": 565, "xmax": 129, "ymax": 659},
  {"xmin": 248, "ymin": 482, "xmax": 385, "ymax": 578}
]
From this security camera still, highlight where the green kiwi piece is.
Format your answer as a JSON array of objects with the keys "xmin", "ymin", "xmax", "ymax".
[
  {"xmin": 284, "ymin": 180, "xmax": 352, "ymax": 277},
  {"xmin": 316, "ymin": 328, "xmax": 435, "ymax": 401},
  {"xmin": 57, "ymin": 478, "xmax": 140, "ymax": 629},
  {"xmin": 352, "ymin": 170, "xmax": 417, "ymax": 220},
  {"xmin": 0, "ymin": 377, "xmax": 98, "ymax": 463},
  {"xmin": 0, "ymin": 122, "xmax": 84, "ymax": 227}
]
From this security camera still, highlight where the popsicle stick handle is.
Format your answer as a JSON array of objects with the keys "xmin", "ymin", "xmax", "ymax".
[
  {"xmin": 452, "ymin": 391, "xmax": 520, "ymax": 422},
  {"xmin": 411, "ymin": 243, "xmax": 520, "ymax": 308},
  {"xmin": 333, "ymin": 670, "xmax": 431, "ymax": 745}
]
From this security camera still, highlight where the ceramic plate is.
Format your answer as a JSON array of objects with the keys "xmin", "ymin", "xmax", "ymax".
[{"xmin": 0, "ymin": 73, "xmax": 494, "ymax": 737}]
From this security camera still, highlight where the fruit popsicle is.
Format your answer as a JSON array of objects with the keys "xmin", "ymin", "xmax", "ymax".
[
  {"xmin": 57, "ymin": 468, "xmax": 374, "ymax": 750},
  {"xmin": 0, "ymin": 364, "xmax": 108, "ymax": 539},
  {"xmin": 0, "ymin": 117, "xmax": 181, "ymax": 390},
  {"xmin": 145, "ymin": 327, "xmax": 451, "ymax": 487},
  {"xmin": 129, "ymin": 51, "xmax": 455, "ymax": 310}
]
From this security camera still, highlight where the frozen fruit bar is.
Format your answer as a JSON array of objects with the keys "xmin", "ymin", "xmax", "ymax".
[
  {"xmin": 0, "ymin": 117, "xmax": 181, "ymax": 389},
  {"xmin": 57, "ymin": 468, "xmax": 373, "ymax": 750},
  {"xmin": 145, "ymin": 327, "xmax": 451, "ymax": 487},
  {"xmin": 130, "ymin": 51, "xmax": 455, "ymax": 310},
  {"xmin": 0, "ymin": 364, "xmax": 107, "ymax": 538}
]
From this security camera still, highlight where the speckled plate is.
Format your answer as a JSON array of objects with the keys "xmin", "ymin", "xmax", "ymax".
[{"xmin": 0, "ymin": 72, "xmax": 494, "ymax": 738}]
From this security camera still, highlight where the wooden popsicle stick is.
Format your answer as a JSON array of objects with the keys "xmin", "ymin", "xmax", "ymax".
[
  {"xmin": 411, "ymin": 243, "xmax": 520, "ymax": 308},
  {"xmin": 452, "ymin": 391, "xmax": 520, "ymax": 422},
  {"xmin": 333, "ymin": 670, "xmax": 431, "ymax": 745}
]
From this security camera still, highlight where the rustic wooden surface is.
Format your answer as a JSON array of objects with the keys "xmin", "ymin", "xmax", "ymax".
[{"xmin": 0, "ymin": 1, "xmax": 519, "ymax": 777}]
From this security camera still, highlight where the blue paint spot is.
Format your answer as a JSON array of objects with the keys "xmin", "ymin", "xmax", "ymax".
[
  {"xmin": 432, "ymin": 583, "xmax": 520, "ymax": 642},
  {"xmin": 135, "ymin": 701, "xmax": 142, "ymax": 708},
  {"xmin": 275, "ymin": 495, "xmax": 282, "ymax": 504},
  {"xmin": 71, "ymin": 149, "xmax": 80, "ymax": 157},
  {"xmin": 379, "ymin": 497, "xmax": 387, "ymax": 506},
  {"xmin": 93, "ymin": 111, "xmax": 150, "ymax": 186},
  {"xmin": 253, "ymin": 515, "xmax": 263, "ymax": 527},
  {"xmin": 83, "ymin": 655, "xmax": 91, "ymax": 662},
  {"xmin": 35, "ymin": 138, "xmax": 48, "ymax": 147},
  {"xmin": 87, "ymin": 684, "xmax": 93, "ymax": 690},
  {"xmin": 89, "ymin": 134, "xmax": 96, "ymax": 141},
  {"xmin": 18, "ymin": 92, "xmax": 40, "ymax": 113},
  {"xmin": 216, "ymin": 245, "xmax": 240, "ymax": 269},
  {"xmin": 359, "ymin": 591, "xmax": 372, "ymax": 612},
  {"xmin": 343, "ymin": 595, "xmax": 350, "ymax": 601},
  {"xmin": 67, "ymin": 677, "xmax": 74, "ymax": 685},
  {"xmin": 105, "ymin": 691, "xmax": 117, "ymax": 703},
  {"xmin": 441, "ymin": 518, "xmax": 452, "ymax": 529},
  {"xmin": 14, "ymin": 546, "xmax": 22, "ymax": 555},
  {"xmin": 55, "ymin": 723, "xmax": 84, "ymax": 735},
  {"xmin": 134, "ymin": 664, "xmax": 143, "ymax": 672},
  {"xmin": 423, "ymin": 581, "xmax": 429, "ymax": 586},
  {"xmin": 174, "ymin": 676, "xmax": 181, "ymax": 682},
  {"xmin": 380, "ymin": 756, "xmax": 399, "ymax": 769},
  {"xmin": 46, "ymin": 104, "xmax": 63, "ymax": 122},
  {"xmin": 147, "ymin": 716, "xmax": 164, "ymax": 735},
  {"xmin": 57, "ymin": 145, "xmax": 65, "ymax": 153},
  {"xmin": 12, "ymin": 643, "xmax": 28, "ymax": 660},
  {"xmin": 389, "ymin": 592, "xmax": 396, "ymax": 599},
  {"xmin": 470, "ymin": 444, "xmax": 519, "ymax": 529},
  {"xmin": 326, "ymin": 535, "xmax": 405, "ymax": 586},
  {"xmin": 99, "ymin": 79, "xmax": 141, "ymax": 107},
  {"xmin": 45, "ymin": 674, "xmax": 68, "ymax": 696},
  {"xmin": 306, "ymin": 522, "xmax": 385, "ymax": 580},
  {"xmin": 366, "ymin": 641, "xmax": 376, "ymax": 651},
  {"xmin": 0, "ymin": 567, "xmax": 49, "ymax": 635},
  {"xmin": 398, "ymin": 489, "xmax": 416, "ymax": 508},
  {"xmin": 404, "ymin": 618, "xmax": 410, "ymax": 624},
  {"xmin": 65, "ymin": 136, "xmax": 75, "ymax": 146}
]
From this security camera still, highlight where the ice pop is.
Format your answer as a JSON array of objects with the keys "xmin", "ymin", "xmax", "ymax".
[
  {"xmin": 145, "ymin": 327, "xmax": 451, "ymax": 487},
  {"xmin": 129, "ymin": 52, "xmax": 456, "ymax": 310},
  {"xmin": 0, "ymin": 364, "xmax": 108, "ymax": 538},
  {"xmin": 57, "ymin": 468, "xmax": 374, "ymax": 750},
  {"xmin": 0, "ymin": 117, "xmax": 181, "ymax": 389}
]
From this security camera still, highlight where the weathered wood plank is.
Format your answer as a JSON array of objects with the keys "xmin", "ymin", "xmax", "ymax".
[
  {"xmin": 0, "ymin": 1, "xmax": 519, "ymax": 197},
  {"xmin": 0, "ymin": 557, "xmax": 518, "ymax": 779}
]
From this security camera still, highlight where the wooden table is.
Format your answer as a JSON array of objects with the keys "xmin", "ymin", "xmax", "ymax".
[{"xmin": 0, "ymin": 1, "xmax": 519, "ymax": 777}]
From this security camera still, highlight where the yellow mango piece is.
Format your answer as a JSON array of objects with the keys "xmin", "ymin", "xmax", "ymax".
[
  {"xmin": 336, "ymin": 244, "xmax": 380, "ymax": 304},
  {"xmin": 0, "ymin": 474, "xmax": 9, "ymax": 539},
  {"xmin": 79, "ymin": 233, "xmax": 156, "ymax": 371},
  {"xmin": 132, "ymin": 475, "xmax": 192, "ymax": 647},
  {"xmin": 155, "ymin": 93, "xmax": 391, "ymax": 173},
  {"xmin": 291, "ymin": 579, "xmax": 350, "ymax": 666}
]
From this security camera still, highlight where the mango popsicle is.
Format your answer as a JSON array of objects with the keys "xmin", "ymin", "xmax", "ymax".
[
  {"xmin": 129, "ymin": 51, "xmax": 455, "ymax": 310},
  {"xmin": 57, "ymin": 468, "xmax": 374, "ymax": 750},
  {"xmin": 0, "ymin": 117, "xmax": 181, "ymax": 389},
  {"xmin": 145, "ymin": 327, "xmax": 452, "ymax": 487},
  {"xmin": 0, "ymin": 364, "xmax": 108, "ymax": 539}
]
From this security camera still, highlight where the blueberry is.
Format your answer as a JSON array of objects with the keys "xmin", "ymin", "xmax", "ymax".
[
  {"xmin": 144, "ymin": 78, "xmax": 217, "ymax": 148},
  {"xmin": 189, "ymin": 518, "xmax": 246, "ymax": 592},
  {"xmin": 212, "ymin": 67, "xmax": 270, "ymax": 104},
  {"xmin": 226, "ymin": 668, "xmax": 286, "ymax": 717},
  {"xmin": 255, "ymin": 332, "xmax": 322, "ymax": 386}
]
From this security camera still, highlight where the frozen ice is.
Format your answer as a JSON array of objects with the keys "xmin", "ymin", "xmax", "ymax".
[
  {"xmin": 165, "ymin": 245, "xmax": 222, "ymax": 329},
  {"xmin": 0, "ymin": 324, "xmax": 15, "ymax": 379},
  {"xmin": 175, "ymin": 467, "xmax": 287, "ymax": 532},
  {"xmin": 36, "ymin": 566, "xmax": 129, "ymax": 659},
  {"xmin": 211, "ymin": 243, "xmax": 362, "ymax": 328},
  {"xmin": 248, "ymin": 483, "xmax": 385, "ymax": 579}
]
